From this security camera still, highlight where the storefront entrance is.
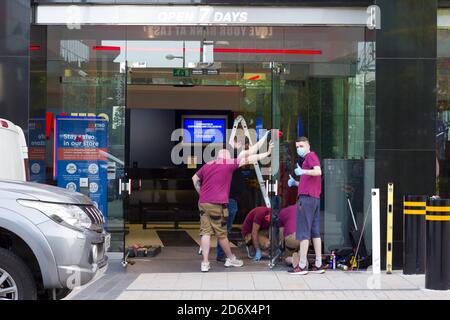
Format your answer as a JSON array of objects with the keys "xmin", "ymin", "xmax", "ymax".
[{"xmin": 30, "ymin": 16, "xmax": 376, "ymax": 269}]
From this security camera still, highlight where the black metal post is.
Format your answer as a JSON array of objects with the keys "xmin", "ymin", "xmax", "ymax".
[
  {"xmin": 425, "ymin": 197, "xmax": 450, "ymax": 290},
  {"xmin": 403, "ymin": 195, "xmax": 427, "ymax": 274}
]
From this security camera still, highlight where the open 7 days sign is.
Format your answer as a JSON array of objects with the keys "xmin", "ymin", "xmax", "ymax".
[{"xmin": 36, "ymin": 5, "xmax": 380, "ymax": 29}]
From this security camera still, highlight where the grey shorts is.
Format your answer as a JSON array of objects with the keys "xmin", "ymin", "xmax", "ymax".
[{"xmin": 296, "ymin": 195, "xmax": 321, "ymax": 241}]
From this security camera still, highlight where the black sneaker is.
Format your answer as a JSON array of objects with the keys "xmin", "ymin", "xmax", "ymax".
[
  {"xmin": 216, "ymin": 256, "xmax": 226, "ymax": 263},
  {"xmin": 310, "ymin": 264, "xmax": 325, "ymax": 274},
  {"xmin": 288, "ymin": 265, "xmax": 308, "ymax": 275}
]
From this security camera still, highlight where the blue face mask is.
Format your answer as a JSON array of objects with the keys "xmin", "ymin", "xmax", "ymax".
[{"xmin": 297, "ymin": 147, "xmax": 307, "ymax": 158}]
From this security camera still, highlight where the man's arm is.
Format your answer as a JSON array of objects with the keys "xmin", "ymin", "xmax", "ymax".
[
  {"xmin": 239, "ymin": 142, "xmax": 273, "ymax": 167},
  {"xmin": 251, "ymin": 223, "xmax": 261, "ymax": 250},
  {"xmin": 192, "ymin": 174, "xmax": 202, "ymax": 194},
  {"xmin": 302, "ymin": 165, "xmax": 322, "ymax": 176},
  {"xmin": 237, "ymin": 131, "xmax": 270, "ymax": 159}
]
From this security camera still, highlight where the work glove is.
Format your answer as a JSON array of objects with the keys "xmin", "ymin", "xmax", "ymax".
[
  {"xmin": 288, "ymin": 175, "xmax": 297, "ymax": 188},
  {"xmin": 295, "ymin": 164, "xmax": 305, "ymax": 176},
  {"xmin": 253, "ymin": 249, "xmax": 262, "ymax": 262}
]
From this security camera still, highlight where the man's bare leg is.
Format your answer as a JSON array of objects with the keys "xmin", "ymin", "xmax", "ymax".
[
  {"xmin": 201, "ymin": 235, "xmax": 211, "ymax": 263},
  {"xmin": 217, "ymin": 237, "xmax": 234, "ymax": 259},
  {"xmin": 298, "ymin": 240, "xmax": 309, "ymax": 269},
  {"xmin": 312, "ymin": 237, "xmax": 322, "ymax": 267}
]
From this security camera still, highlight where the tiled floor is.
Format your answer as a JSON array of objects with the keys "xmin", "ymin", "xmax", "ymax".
[
  {"xmin": 65, "ymin": 249, "xmax": 450, "ymax": 300},
  {"xmin": 125, "ymin": 224, "xmax": 237, "ymax": 248}
]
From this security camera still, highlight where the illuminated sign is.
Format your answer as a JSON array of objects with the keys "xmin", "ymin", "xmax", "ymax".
[{"xmin": 36, "ymin": 5, "xmax": 370, "ymax": 26}]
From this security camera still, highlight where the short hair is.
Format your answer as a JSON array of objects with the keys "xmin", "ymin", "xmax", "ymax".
[{"xmin": 298, "ymin": 136, "xmax": 309, "ymax": 143}]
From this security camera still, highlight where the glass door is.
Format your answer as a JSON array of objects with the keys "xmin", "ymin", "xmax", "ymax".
[
  {"xmin": 42, "ymin": 26, "xmax": 128, "ymax": 252},
  {"xmin": 268, "ymin": 62, "xmax": 283, "ymax": 268}
]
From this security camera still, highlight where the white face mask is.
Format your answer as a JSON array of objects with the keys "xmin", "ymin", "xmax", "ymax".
[{"xmin": 297, "ymin": 147, "xmax": 307, "ymax": 158}]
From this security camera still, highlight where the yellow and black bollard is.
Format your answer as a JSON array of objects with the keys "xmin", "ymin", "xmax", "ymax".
[
  {"xmin": 403, "ymin": 195, "xmax": 427, "ymax": 275},
  {"xmin": 425, "ymin": 197, "xmax": 450, "ymax": 290},
  {"xmin": 386, "ymin": 183, "xmax": 394, "ymax": 274}
]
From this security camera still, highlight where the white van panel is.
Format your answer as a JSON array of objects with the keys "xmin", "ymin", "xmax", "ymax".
[{"xmin": 0, "ymin": 119, "xmax": 26, "ymax": 181}]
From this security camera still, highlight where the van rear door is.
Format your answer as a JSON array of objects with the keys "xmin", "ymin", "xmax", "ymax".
[{"xmin": 0, "ymin": 119, "xmax": 29, "ymax": 181}]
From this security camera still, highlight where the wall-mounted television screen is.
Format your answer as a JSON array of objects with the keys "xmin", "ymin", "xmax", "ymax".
[{"xmin": 182, "ymin": 115, "xmax": 227, "ymax": 144}]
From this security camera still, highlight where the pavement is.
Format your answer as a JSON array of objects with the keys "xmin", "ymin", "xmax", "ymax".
[{"xmin": 65, "ymin": 248, "xmax": 450, "ymax": 300}]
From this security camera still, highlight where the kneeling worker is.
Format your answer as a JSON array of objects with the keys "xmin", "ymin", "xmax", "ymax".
[
  {"xmin": 192, "ymin": 143, "xmax": 273, "ymax": 272},
  {"xmin": 278, "ymin": 205, "xmax": 301, "ymax": 266},
  {"xmin": 241, "ymin": 207, "xmax": 271, "ymax": 261}
]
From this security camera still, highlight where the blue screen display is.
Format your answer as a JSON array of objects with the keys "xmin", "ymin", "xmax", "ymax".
[{"xmin": 183, "ymin": 118, "xmax": 226, "ymax": 143}]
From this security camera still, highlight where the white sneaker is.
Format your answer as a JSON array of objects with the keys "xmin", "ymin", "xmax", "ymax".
[
  {"xmin": 224, "ymin": 256, "xmax": 244, "ymax": 268},
  {"xmin": 201, "ymin": 261, "xmax": 210, "ymax": 272}
]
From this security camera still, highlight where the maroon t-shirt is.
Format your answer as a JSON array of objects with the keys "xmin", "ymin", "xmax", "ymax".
[
  {"xmin": 196, "ymin": 158, "xmax": 240, "ymax": 204},
  {"xmin": 297, "ymin": 151, "xmax": 322, "ymax": 199},
  {"xmin": 241, "ymin": 207, "xmax": 271, "ymax": 236},
  {"xmin": 278, "ymin": 205, "xmax": 296, "ymax": 237}
]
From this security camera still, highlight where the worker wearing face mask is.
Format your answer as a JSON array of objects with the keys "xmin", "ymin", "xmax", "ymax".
[{"xmin": 287, "ymin": 137, "xmax": 324, "ymax": 275}]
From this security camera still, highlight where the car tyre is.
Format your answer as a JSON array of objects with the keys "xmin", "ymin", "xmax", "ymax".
[{"xmin": 0, "ymin": 247, "xmax": 37, "ymax": 300}]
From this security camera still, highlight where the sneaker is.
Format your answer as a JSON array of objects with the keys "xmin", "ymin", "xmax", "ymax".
[
  {"xmin": 310, "ymin": 264, "xmax": 325, "ymax": 274},
  {"xmin": 292, "ymin": 252, "xmax": 300, "ymax": 268},
  {"xmin": 201, "ymin": 261, "xmax": 210, "ymax": 272},
  {"xmin": 224, "ymin": 256, "xmax": 244, "ymax": 268},
  {"xmin": 288, "ymin": 265, "xmax": 308, "ymax": 275},
  {"xmin": 216, "ymin": 256, "xmax": 226, "ymax": 263}
]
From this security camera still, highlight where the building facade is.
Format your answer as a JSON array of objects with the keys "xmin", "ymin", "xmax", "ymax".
[{"xmin": 0, "ymin": 0, "xmax": 441, "ymax": 269}]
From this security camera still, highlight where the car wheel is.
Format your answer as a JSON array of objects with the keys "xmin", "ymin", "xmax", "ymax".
[{"xmin": 0, "ymin": 247, "xmax": 37, "ymax": 300}]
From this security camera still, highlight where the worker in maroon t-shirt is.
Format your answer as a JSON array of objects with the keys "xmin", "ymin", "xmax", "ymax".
[
  {"xmin": 240, "ymin": 207, "xmax": 271, "ymax": 261},
  {"xmin": 192, "ymin": 143, "xmax": 273, "ymax": 272},
  {"xmin": 277, "ymin": 205, "xmax": 300, "ymax": 266},
  {"xmin": 287, "ymin": 136, "xmax": 324, "ymax": 275}
]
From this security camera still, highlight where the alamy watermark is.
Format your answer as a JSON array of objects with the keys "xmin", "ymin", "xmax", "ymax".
[{"xmin": 171, "ymin": 128, "xmax": 276, "ymax": 175}]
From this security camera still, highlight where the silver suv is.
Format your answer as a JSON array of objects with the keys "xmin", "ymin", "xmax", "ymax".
[
  {"xmin": 0, "ymin": 180, "xmax": 110, "ymax": 300},
  {"xmin": 0, "ymin": 117, "xmax": 110, "ymax": 300}
]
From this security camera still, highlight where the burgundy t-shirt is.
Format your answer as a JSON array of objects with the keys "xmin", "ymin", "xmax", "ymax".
[
  {"xmin": 241, "ymin": 207, "xmax": 271, "ymax": 236},
  {"xmin": 297, "ymin": 151, "xmax": 322, "ymax": 199},
  {"xmin": 278, "ymin": 205, "xmax": 297, "ymax": 237},
  {"xmin": 196, "ymin": 158, "xmax": 240, "ymax": 204}
]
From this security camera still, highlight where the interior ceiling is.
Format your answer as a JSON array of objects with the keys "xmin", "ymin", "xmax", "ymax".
[{"xmin": 127, "ymin": 84, "xmax": 242, "ymax": 111}]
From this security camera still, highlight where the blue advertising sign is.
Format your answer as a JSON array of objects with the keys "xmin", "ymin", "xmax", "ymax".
[
  {"xmin": 183, "ymin": 117, "xmax": 226, "ymax": 143},
  {"xmin": 54, "ymin": 116, "xmax": 109, "ymax": 219},
  {"xmin": 28, "ymin": 118, "xmax": 47, "ymax": 183}
]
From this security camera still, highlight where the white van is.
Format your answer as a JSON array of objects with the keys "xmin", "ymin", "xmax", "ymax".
[{"xmin": 0, "ymin": 118, "xmax": 29, "ymax": 181}]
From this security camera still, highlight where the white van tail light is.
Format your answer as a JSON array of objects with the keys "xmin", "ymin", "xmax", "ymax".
[
  {"xmin": 24, "ymin": 158, "xmax": 30, "ymax": 182},
  {"xmin": 0, "ymin": 120, "xmax": 8, "ymax": 128}
]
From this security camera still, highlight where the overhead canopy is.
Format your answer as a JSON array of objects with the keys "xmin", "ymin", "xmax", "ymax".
[{"xmin": 35, "ymin": 5, "xmax": 371, "ymax": 26}]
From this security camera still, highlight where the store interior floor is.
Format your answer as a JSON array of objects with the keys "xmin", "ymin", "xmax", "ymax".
[
  {"xmin": 122, "ymin": 223, "xmax": 284, "ymax": 273},
  {"xmin": 125, "ymin": 223, "xmax": 241, "ymax": 248},
  {"xmin": 122, "ymin": 246, "xmax": 282, "ymax": 274}
]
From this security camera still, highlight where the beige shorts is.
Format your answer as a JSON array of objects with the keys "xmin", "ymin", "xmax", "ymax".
[
  {"xmin": 285, "ymin": 233, "xmax": 300, "ymax": 251},
  {"xmin": 199, "ymin": 203, "xmax": 229, "ymax": 239},
  {"xmin": 244, "ymin": 229, "xmax": 270, "ymax": 250}
]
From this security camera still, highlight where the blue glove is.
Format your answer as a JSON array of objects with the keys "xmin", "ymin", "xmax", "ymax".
[
  {"xmin": 295, "ymin": 164, "xmax": 305, "ymax": 176},
  {"xmin": 253, "ymin": 249, "xmax": 262, "ymax": 262},
  {"xmin": 288, "ymin": 175, "xmax": 297, "ymax": 188}
]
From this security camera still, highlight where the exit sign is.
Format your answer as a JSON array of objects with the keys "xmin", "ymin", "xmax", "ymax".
[{"xmin": 173, "ymin": 68, "xmax": 192, "ymax": 77}]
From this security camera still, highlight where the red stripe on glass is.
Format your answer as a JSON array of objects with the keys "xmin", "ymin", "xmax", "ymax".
[{"xmin": 93, "ymin": 46, "xmax": 121, "ymax": 51}]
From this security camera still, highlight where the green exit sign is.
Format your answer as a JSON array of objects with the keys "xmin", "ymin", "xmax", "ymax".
[{"xmin": 173, "ymin": 68, "xmax": 191, "ymax": 77}]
